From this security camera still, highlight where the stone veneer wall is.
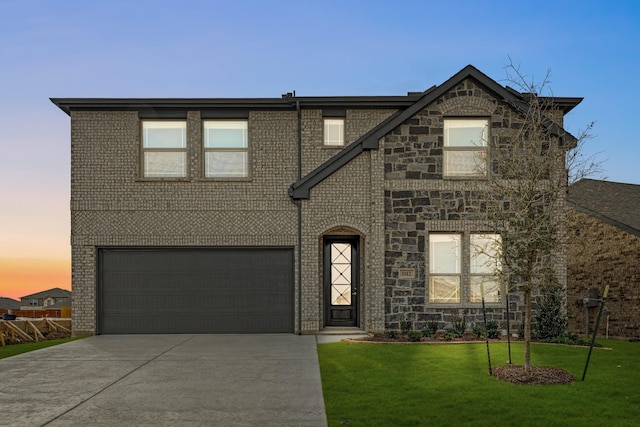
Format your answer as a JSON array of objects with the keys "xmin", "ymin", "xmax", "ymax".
[
  {"xmin": 383, "ymin": 184, "xmax": 526, "ymax": 331},
  {"xmin": 382, "ymin": 79, "xmax": 566, "ymax": 332},
  {"xmin": 567, "ymin": 208, "xmax": 640, "ymax": 337}
]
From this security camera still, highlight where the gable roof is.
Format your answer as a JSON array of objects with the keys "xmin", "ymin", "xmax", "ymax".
[
  {"xmin": 289, "ymin": 64, "xmax": 582, "ymax": 199},
  {"xmin": 567, "ymin": 179, "xmax": 640, "ymax": 237},
  {"xmin": 20, "ymin": 287, "xmax": 72, "ymax": 300},
  {"xmin": 0, "ymin": 297, "xmax": 21, "ymax": 310}
]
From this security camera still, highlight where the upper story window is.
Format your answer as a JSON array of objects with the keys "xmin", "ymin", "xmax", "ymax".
[
  {"xmin": 203, "ymin": 120, "xmax": 249, "ymax": 178},
  {"xmin": 142, "ymin": 121, "xmax": 187, "ymax": 178},
  {"xmin": 428, "ymin": 233, "xmax": 501, "ymax": 304},
  {"xmin": 443, "ymin": 118, "xmax": 488, "ymax": 177},
  {"xmin": 324, "ymin": 118, "xmax": 345, "ymax": 146}
]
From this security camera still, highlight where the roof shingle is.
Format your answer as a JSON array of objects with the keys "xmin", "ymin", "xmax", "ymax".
[{"xmin": 567, "ymin": 179, "xmax": 640, "ymax": 237}]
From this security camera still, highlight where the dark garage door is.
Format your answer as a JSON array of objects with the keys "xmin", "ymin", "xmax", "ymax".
[{"xmin": 98, "ymin": 248, "xmax": 294, "ymax": 334}]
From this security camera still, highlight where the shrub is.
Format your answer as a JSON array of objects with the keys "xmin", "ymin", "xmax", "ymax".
[
  {"xmin": 407, "ymin": 330, "xmax": 422, "ymax": 342},
  {"xmin": 485, "ymin": 321, "xmax": 500, "ymax": 339},
  {"xmin": 443, "ymin": 329, "xmax": 455, "ymax": 341},
  {"xmin": 517, "ymin": 322, "xmax": 525, "ymax": 339},
  {"xmin": 472, "ymin": 321, "xmax": 499, "ymax": 339},
  {"xmin": 535, "ymin": 285, "xmax": 568, "ymax": 339},
  {"xmin": 543, "ymin": 333, "xmax": 598, "ymax": 347},
  {"xmin": 385, "ymin": 330, "xmax": 398, "ymax": 339},
  {"xmin": 472, "ymin": 325, "xmax": 484, "ymax": 339},
  {"xmin": 451, "ymin": 316, "xmax": 466, "ymax": 337},
  {"xmin": 422, "ymin": 321, "xmax": 439, "ymax": 338},
  {"xmin": 400, "ymin": 320, "xmax": 413, "ymax": 335}
]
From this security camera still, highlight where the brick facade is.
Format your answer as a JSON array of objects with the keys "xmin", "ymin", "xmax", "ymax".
[
  {"xmin": 69, "ymin": 107, "xmax": 394, "ymax": 335},
  {"xmin": 59, "ymin": 66, "xmax": 578, "ymax": 336},
  {"xmin": 567, "ymin": 208, "xmax": 640, "ymax": 338}
]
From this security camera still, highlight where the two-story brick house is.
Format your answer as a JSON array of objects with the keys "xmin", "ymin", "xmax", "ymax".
[
  {"xmin": 20, "ymin": 287, "xmax": 71, "ymax": 310},
  {"xmin": 52, "ymin": 65, "xmax": 581, "ymax": 335}
]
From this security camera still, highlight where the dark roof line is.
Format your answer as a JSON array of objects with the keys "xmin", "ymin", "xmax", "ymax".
[
  {"xmin": 290, "ymin": 64, "xmax": 581, "ymax": 200},
  {"xmin": 567, "ymin": 179, "xmax": 640, "ymax": 237},
  {"xmin": 567, "ymin": 201, "xmax": 640, "ymax": 238},
  {"xmin": 20, "ymin": 287, "xmax": 72, "ymax": 300},
  {"xmin": 49, "ymin": 90, "xmax": 582, "ymax": 117},
  {"xmin": 50, "ymin": 95, "xmax": 422, "ymax": 116}
]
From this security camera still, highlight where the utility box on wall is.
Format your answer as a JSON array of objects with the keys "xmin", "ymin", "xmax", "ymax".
[{"xmin": 586, "ymin": 288, "xmax": 599, "ymax": 308}]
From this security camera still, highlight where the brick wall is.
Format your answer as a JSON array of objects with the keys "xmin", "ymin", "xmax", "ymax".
[
  {"xmin": 567, "ymin": 208, "xmax": 640, "ymax": 337},
  {"xmin": 71, "ymin": 107, "xmax": 393, "ymax": 335},
  {"xmin": 69, "ymin": 83, "xmax": 571, "ymax": 336},
  {"xmin": 299, "ymin": 109, "xmax": 394, "ymax": 334},
  {"xmin": 71, "ymin": 110, "xmax": 299, "ymax": 334}
]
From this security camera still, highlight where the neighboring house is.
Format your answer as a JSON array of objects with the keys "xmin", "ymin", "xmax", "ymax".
[
  {"xmin": 567, "ymin": 179, "xmax": 640, "ymax": 338},
  {"xmin": 20, "ymin": 287, "xmax": 72, "ymax": 310},
  {"xmin": 0, "ymin": 297, "xmax": 21, "ymax": 311},
  {"xmin": 51, "ymin": 65, "xmax": 581, "ymax": 335}
]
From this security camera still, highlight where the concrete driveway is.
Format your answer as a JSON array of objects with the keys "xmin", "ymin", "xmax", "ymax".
[{"xmin": 0, "ymin": 334, "xmax": 327, "ymax": 426}]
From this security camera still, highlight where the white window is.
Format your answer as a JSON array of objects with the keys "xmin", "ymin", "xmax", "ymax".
[
  {"xmin": 443, "ymin": 118, "xmax": 488, "ymax": 177},
  {"xmin": 429, "ymin": 233, "xmax": 501, "ymax": 304},
  {"xmin": 470, "ymin": 234, "xmax": 501, "ymax": 303},
  {"xmin": 429, "ymin": 234, "xmax": 461, "ymax": 303},
  {"xmin": 142, "ymin": 121, "xmax": 187, "ymax": 178},
  {"xmin": 324, "ymin": 118, "xmax": 344, "ymax": 146},
  {"xmin": 204, "ymin": 121, "xmax": 249, "ymax": 178}
]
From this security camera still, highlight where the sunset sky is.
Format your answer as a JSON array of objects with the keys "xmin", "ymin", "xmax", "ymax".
[{"xmin": 1, "ymin": 0, "xmax": 639, "ymax": 301}]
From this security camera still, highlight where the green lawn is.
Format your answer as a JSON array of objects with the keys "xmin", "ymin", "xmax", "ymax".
[
  {"xmin": 318, "ymin": 340, "xmax": 640, "ymax": 426},
  {"xmin": 0, "ymin": 337, "xmax": 83, "ymax": 360}
]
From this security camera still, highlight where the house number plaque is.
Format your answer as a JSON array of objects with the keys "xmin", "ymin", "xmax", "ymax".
[{"xmin": 398, "ymin": 268, "xmax": 416, "ymax": 279}]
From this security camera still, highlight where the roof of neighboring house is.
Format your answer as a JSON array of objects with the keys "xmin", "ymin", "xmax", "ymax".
[
  {"xmin": 567, "ymin": 179, "xmax": 640, "ymax": 237},
  {"xmin": 0, "ymin": 297, "xmax": 21, "ymax": 310},
  {"xmin": 20, "ymin": 287, "xmax": 72, "ymax": 300}
]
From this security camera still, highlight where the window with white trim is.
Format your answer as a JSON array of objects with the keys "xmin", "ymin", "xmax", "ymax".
[
  {"xmin": 324, "ymin": 118, "xmax": 345, "ymax": 146},
  {"xmin": 203, "ymin": 120, "xmax": 249, "ymax": 178},
  {"xmin": 142, "ymin": 121, "xmax": 187, "ymax": 178},
  {"xmin": 443, "ymin": 118, "xmax": 489, "ymax": 177},
  {"xmin": 429, "ymin": 233, "xmax": 501, "ymax": 304},
  {"xmin": 429, "ymin": 234, "xmax": 461, "ymax": 303}
]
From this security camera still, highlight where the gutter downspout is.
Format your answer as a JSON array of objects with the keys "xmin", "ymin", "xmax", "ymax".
[{"xmin": 296, "ymin": 98, "xmax": 302, "ymax": 336}]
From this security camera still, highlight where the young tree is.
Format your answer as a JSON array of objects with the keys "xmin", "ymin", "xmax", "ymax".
[{"xmin": 483, "ymin": 60, "xmax": 599, "ymax": 374}]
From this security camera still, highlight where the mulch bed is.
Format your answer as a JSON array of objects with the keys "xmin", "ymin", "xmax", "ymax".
[{"xmin": 493, "ymin": 365, "xmax": 575, "ymax": 385}]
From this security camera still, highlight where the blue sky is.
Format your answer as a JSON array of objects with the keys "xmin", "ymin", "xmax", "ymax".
[{"xmin": 0, "ymin": 0, "xmax": 639, "ymax": 296}]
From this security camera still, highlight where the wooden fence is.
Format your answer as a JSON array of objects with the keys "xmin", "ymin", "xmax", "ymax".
[{"xmin": 0, "ymin": 309, "xmax": 71, "ymax": 319}]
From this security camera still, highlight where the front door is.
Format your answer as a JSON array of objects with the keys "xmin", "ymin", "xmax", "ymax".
[{"xmin": 324, "ymin": 235, "xmax": 359, "ymax": 327}]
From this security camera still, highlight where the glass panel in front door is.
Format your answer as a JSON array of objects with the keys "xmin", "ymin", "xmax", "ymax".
[{"xmin": 331, "ymin": 243, "xmax": 352, "ymax": 305}]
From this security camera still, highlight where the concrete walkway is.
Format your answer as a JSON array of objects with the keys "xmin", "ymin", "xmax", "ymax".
[{"xmin": 0, "ymin": 334, "xmax": 327, "ymax": 426}]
